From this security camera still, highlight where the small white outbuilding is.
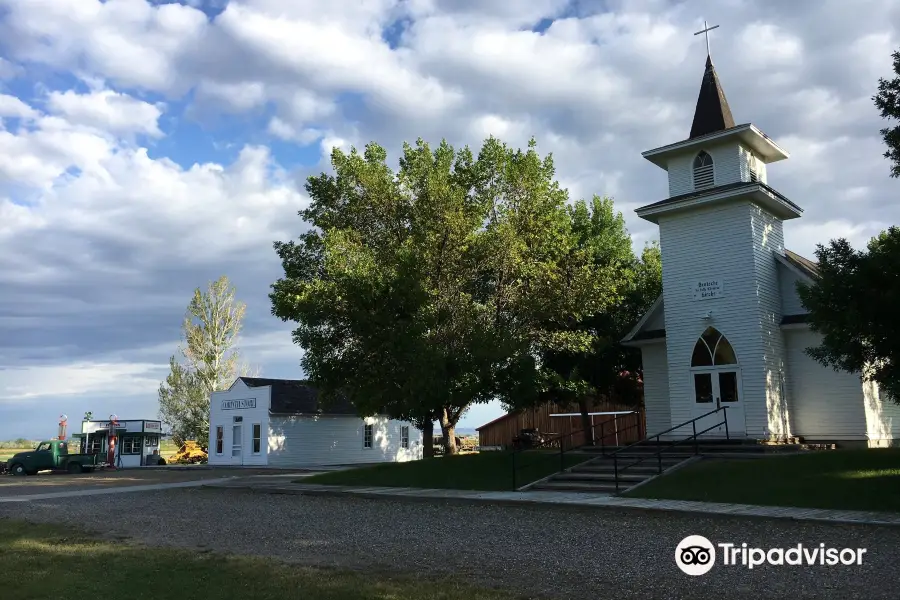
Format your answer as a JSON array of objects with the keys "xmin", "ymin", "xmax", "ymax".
[{"xmin": 208, "ymin": 377, "xmax": 423, "ymax": 467}]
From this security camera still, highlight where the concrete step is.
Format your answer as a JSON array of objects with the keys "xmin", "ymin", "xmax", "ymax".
[
  {"xmin": 531, "ymin": 481, "xmax": 619, "ymax": 493},
  {"xmin": 572, "ymin": 462, "xmax": 678, "ymax": 474},
  {"xmin": 554, "ymin": 471, "xmax": 649, "ymax": 483}
]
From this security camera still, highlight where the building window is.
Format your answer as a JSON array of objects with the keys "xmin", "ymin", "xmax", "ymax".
[
  {"xmin": 87, "ymin": 436, "xmax": 103, "ymax": 454},
  {"xmin": 693, "ymin": 151, "xmax": 715, "ymax": 190},
  {"xmin": 252, "ymin": 424, "xmax": 261, "ymax": 454},
  {"xmin": 215, "ymin": 426, "xmax": 224, "ymax": 455},
  {"xmin": 121, "ymin": 436, "xmax": 142, "ymax": 455},
  {"xmin": 364, "ymin": 423, "xmax": 373, "ymax": 449},
  {"xmin": 690, "ymin": 327, "xmax": 737, "ymax": 367},
  {"xmin": 401, "ymin": 426, "xmax": 410, "ymax": 449},
  {"xmin": 749, "ymin": 154, "xmax": 759, "ymax": 182},
  {"xmin": 144, "ymin": 435, "xmax": 158, "ymax": 447}
]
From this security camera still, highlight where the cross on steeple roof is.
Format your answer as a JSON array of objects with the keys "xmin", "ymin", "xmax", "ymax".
[{"xmin": 688, "ymin": 21, "xmax": 734, "ymax": 139}]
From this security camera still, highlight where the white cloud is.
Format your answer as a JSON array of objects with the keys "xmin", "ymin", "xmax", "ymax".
[
  {"xmin": 1, "ymin": 0, "xmax": 899, "ymax": 437},
  {"xmin": 46, "ymin": 89, "xmax": 165, "ymax": 137},
  {"xmin": 0, "ymin": 93, "xmax": 38, "ymax": 120}
]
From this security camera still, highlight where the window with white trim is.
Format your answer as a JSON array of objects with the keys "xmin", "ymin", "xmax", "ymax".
[
  {"xmin": 252, "ymin": 423, "xmax": 261, "ymax": 454},
  {"xmin": 401, "ymin": 426, "xmax": 410, "ymax": 449},
  {"xmin": 693, "ymin": 151, "xmax": 715, "ymax": 190},
  {"xmin": 364, "ymin": 423, "xmax": 373, "ymax": 449},
  {"xmin": 87, "ymin": 436, "xmax": 103, "ymax": 454},
  {"xmin": 215, "ymin": 426, "xmax": 224, "ymax": 455},
  {"xmin": 121, "ymin": 436, "xmax": 142, "ymax": 455},
  {"xmin": 749, "ymin": 154, "xmax": 759, "ymax": 182}
]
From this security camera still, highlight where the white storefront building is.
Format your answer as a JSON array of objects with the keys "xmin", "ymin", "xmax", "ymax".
[
  {"xmin": 72, "ymin": 418, "xmax": 163, "ymax": 467},
  {"xmin": 208, "ymin": 377, "xmax": 423, "ymax": 467}
]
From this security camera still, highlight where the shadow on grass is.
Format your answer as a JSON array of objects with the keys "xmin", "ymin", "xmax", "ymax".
[
  {"xmin": 303, "ymin": 451, "xmax": 592, "ymax": 491},
  {"xmin": 626, "ymin": 449, "xmax": 900, "ymax": 512},
  {"xmin": 1, "ymin": 518, "xmax": 519, "ymax": 600}
]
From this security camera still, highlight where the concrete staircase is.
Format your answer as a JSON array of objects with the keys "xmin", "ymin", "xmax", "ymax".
[{"xmin": 528, "ymin": 439, "xmax": 828, "ymax": 494}]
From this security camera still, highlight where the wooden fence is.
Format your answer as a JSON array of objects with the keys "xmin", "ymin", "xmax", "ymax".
[{"xmin": 477, "ymin": 400, "xmax": 645, "ymax": 449}]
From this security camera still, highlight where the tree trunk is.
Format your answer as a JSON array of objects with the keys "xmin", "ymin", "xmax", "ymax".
[
  {"xmin": 440, "ymin": 408, "xmax": 458, "ymax": 455},
  {"xmin": 578, "ymin": 396, "xmax": 594, "ymax": 446},
  {"xmin": 421, "ymin": 421, "xmax": 434, "ymax": 458}
]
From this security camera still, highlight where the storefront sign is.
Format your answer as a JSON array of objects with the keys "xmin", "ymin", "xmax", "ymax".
[
  {"xmin": 222, "ymin": 398, "xmax": 256, "ymax": 410},
  {"xmin": 144, "ymin": 421, "xmax": 161, "ymax": 432},
  {"xmin": 693, "ymin": 279, "xmax": 724, "ymax": 301}
]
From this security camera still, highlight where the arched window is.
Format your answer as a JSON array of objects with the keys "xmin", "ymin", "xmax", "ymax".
[
  {"xmin": 690, "ymin": 327, "xmax": 736, "ymax": 367},
  {"xmin": 693, "ymin": 151, "xmax": 715, "ymax": 190}
]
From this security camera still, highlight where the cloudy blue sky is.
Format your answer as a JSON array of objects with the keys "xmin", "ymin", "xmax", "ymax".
[{"xmin": 1, "ymin": 0, "xmax": 898, "ymax": 440}]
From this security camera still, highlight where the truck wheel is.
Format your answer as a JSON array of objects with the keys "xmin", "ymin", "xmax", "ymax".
[
  {"xmin": 10, "ymin": 463, "xmax": 26, "ymax": 476},
  {"xmin": 67, "ymin": 462, "xmax": 82, "ymax": 474}
]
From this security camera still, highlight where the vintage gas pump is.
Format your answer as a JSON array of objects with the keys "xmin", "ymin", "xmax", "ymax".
[
  {"xmin": 107, "ymin": 414, "xmax": 119, "ymax": 469},
  {"xmin": 57, "ymin": 414, "xmax": 68, "ymax": 441}
]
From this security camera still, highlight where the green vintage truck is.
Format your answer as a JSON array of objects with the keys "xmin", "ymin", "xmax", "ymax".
[{"xmin": 4, "ymin": 440, "xmax": 101, "ymax": 476}]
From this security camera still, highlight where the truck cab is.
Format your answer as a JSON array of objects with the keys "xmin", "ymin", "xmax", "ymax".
[{"xmin": 5, "ymin": 440, "xmax": 99, "ymax": 476}]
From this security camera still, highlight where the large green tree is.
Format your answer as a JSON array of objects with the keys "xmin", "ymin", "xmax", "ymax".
[
  {"xmin": 798, "ymin": 229, "xmax": 900, "ymax": 403},
  {"xmin": 158, "ymin": 276, "xmax": 254, "ymax": 443},
  {"xmin": 874, "ymin": 49, "xmax": 900, "ymax": 178},
  {"xmin": 270, "ymin": 137, "xmax": 623, "ymax": 454}
]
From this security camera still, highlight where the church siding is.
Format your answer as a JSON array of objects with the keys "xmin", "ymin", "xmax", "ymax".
[
  {"xmin": 667, "ymin": 144, "xmax": 743, "ymax": 197},
  {"xmin": 668, "ymin": 154, "xmax": 692, "ymax": 197},
  {"xmin": 784, "ymin": 328, "xmax": 867, "ymax": 440},
  {"xmin": 863, "ymin": 380, "xmax": 900, "ymax": 446},
  {"xmin": 659, "ymin": 202, "xmax": 761, "ymax": 432},
  {"xmin": 749, "ymin": 207, "xmax": 788, "ymax": 438},
  {"xmin": 777, "ymin": 266, "xmax": 809, "ymax": 315},
  {"xmin": 640, "ymin": 342, "xmax": 671, "ymax": 435}
]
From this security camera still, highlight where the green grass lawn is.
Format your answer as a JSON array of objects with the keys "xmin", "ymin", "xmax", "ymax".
[
  {"xmin": 304, "ymin": 450, "xmax": 591, "ymax": 491},
  {"xmin": 1, "ymin": 519, "xmax": 516, "ymax": 600},
  {"xmin": 626, "ymin": 449, "xmax": 900, "ymax": 512}
]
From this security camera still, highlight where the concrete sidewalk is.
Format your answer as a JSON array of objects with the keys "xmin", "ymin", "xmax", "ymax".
[{"xmin": 204, "ymin": 479, "xmax": 900, "ymax": 527}]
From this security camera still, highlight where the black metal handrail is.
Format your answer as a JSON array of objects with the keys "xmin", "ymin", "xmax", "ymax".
[
  {"xmin": 510, "ymin": 411, "xmax": 643, "ymax": 490},
  {"xmin": 609, "ymin": 406, "xmax": 729, "ymax": 492}
]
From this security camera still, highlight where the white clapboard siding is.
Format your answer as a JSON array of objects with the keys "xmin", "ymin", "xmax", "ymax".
[
  {"xmin": 750, "ymin": 206, "xmax": 789, "ymax": 437},
  {"xmin": 208, "ymin": 380, "xmax": 271, "ymax": 466},
  {"xmin": 777, "ymin": 264, "xmax": 809, "ymax": 316},
  {"xmin": 864, "ymin": 380, "xmax": 900, "ymax": 445},
  {"xmin": 267, "ymin": 415, "xmax": 423, "ymax": 467},
  {"xmin": 659, "ymin": 201, "xmax": 785, "ymax": 437},
  {"xmin": 667, "ymin": 143, "xmax": 744, "ymax": 197},
  {"xmin": 784, "ymin": 328, "xmax": 867, "ymax": 440},
  {"xmin": 641, "ymin": 343, "xmax": 672, "ymax": 435}
]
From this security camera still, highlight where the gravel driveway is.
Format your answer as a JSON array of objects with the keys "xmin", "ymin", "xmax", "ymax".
[{"xmin": 2, "ymin": 486, "xmax": 897, "ymax": 600}]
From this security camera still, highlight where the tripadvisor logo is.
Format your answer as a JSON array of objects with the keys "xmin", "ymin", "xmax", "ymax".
[{"xmin": 675, "ymin": 535, "xmax": 867, "ymax": 575}]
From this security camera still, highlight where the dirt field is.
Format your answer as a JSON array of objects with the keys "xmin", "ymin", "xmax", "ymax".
[{"xmin": 0, "ymin": 467, "xmax": 302, "ymax": 498}]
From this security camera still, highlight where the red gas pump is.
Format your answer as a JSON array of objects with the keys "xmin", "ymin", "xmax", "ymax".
[
  {"xmin": 58, "ymin": 415, "xmax": 68, "ymax": 441},
  {"xmin": 107, "ymin": 415, "xmax": 119, "ymax": 469}
]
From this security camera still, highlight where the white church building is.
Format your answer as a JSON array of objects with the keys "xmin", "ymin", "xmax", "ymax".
[{"xmin": 622, "ymin": 55, "xmax": 899, "ymax": 447}]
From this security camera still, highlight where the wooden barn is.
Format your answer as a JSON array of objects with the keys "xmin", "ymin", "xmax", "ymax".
[{"xmin": 477, "ymin": 398, "xmax": 645, "ymax": 450}]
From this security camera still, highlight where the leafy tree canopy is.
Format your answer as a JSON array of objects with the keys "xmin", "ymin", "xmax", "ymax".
[
  {"xmin": 270, "ymin": 137, "xmax": 630, "ymax": 453},
  {"xmin": 874, "ymin": 49, "xmax": 900, "ymax": 178},
  {"xmin": 158, "ymin": 276, "xmax": 254, "ymax": 444},
  {"xmin": 798, "ymin": 228, "xmax": 900, "ymax": 403}
]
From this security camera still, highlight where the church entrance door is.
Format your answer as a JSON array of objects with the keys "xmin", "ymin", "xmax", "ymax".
[{"xmin": 691, "ymin": 368, "xmax": 745, "ymax": 437}]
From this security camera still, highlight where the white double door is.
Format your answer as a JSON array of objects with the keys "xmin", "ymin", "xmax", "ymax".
[{"xmin": 691, "ymin": 368, "xmax": 745, "ymax": 437}]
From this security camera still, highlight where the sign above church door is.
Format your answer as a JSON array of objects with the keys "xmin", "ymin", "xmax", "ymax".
[{"xmin": 693, "ymin": 279, "xmax": 724, "ymax": 301}]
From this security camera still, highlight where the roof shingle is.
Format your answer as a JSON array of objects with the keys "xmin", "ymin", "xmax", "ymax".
[{"xmin": 238, "ymin": 377, "xmax": 358, "ymax": 415}]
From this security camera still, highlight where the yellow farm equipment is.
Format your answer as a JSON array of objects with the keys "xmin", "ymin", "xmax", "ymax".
[{"xmin": 167, "ymin": 440, "xmax": 208, "ymax": 464}]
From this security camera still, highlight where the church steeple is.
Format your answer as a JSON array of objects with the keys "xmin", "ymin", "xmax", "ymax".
[{"xmin": 689, "ymin": 55, "xmax": 735, "ymax": 139}]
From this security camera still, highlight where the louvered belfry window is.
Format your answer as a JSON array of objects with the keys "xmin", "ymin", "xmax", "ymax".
[
  {"xmin": 693, "ymin": 151, "xmax": 715, "ymax": 189},
  {"xmin": 749, "ymin": 154, "xmax": 759, "ymax": 182}
]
